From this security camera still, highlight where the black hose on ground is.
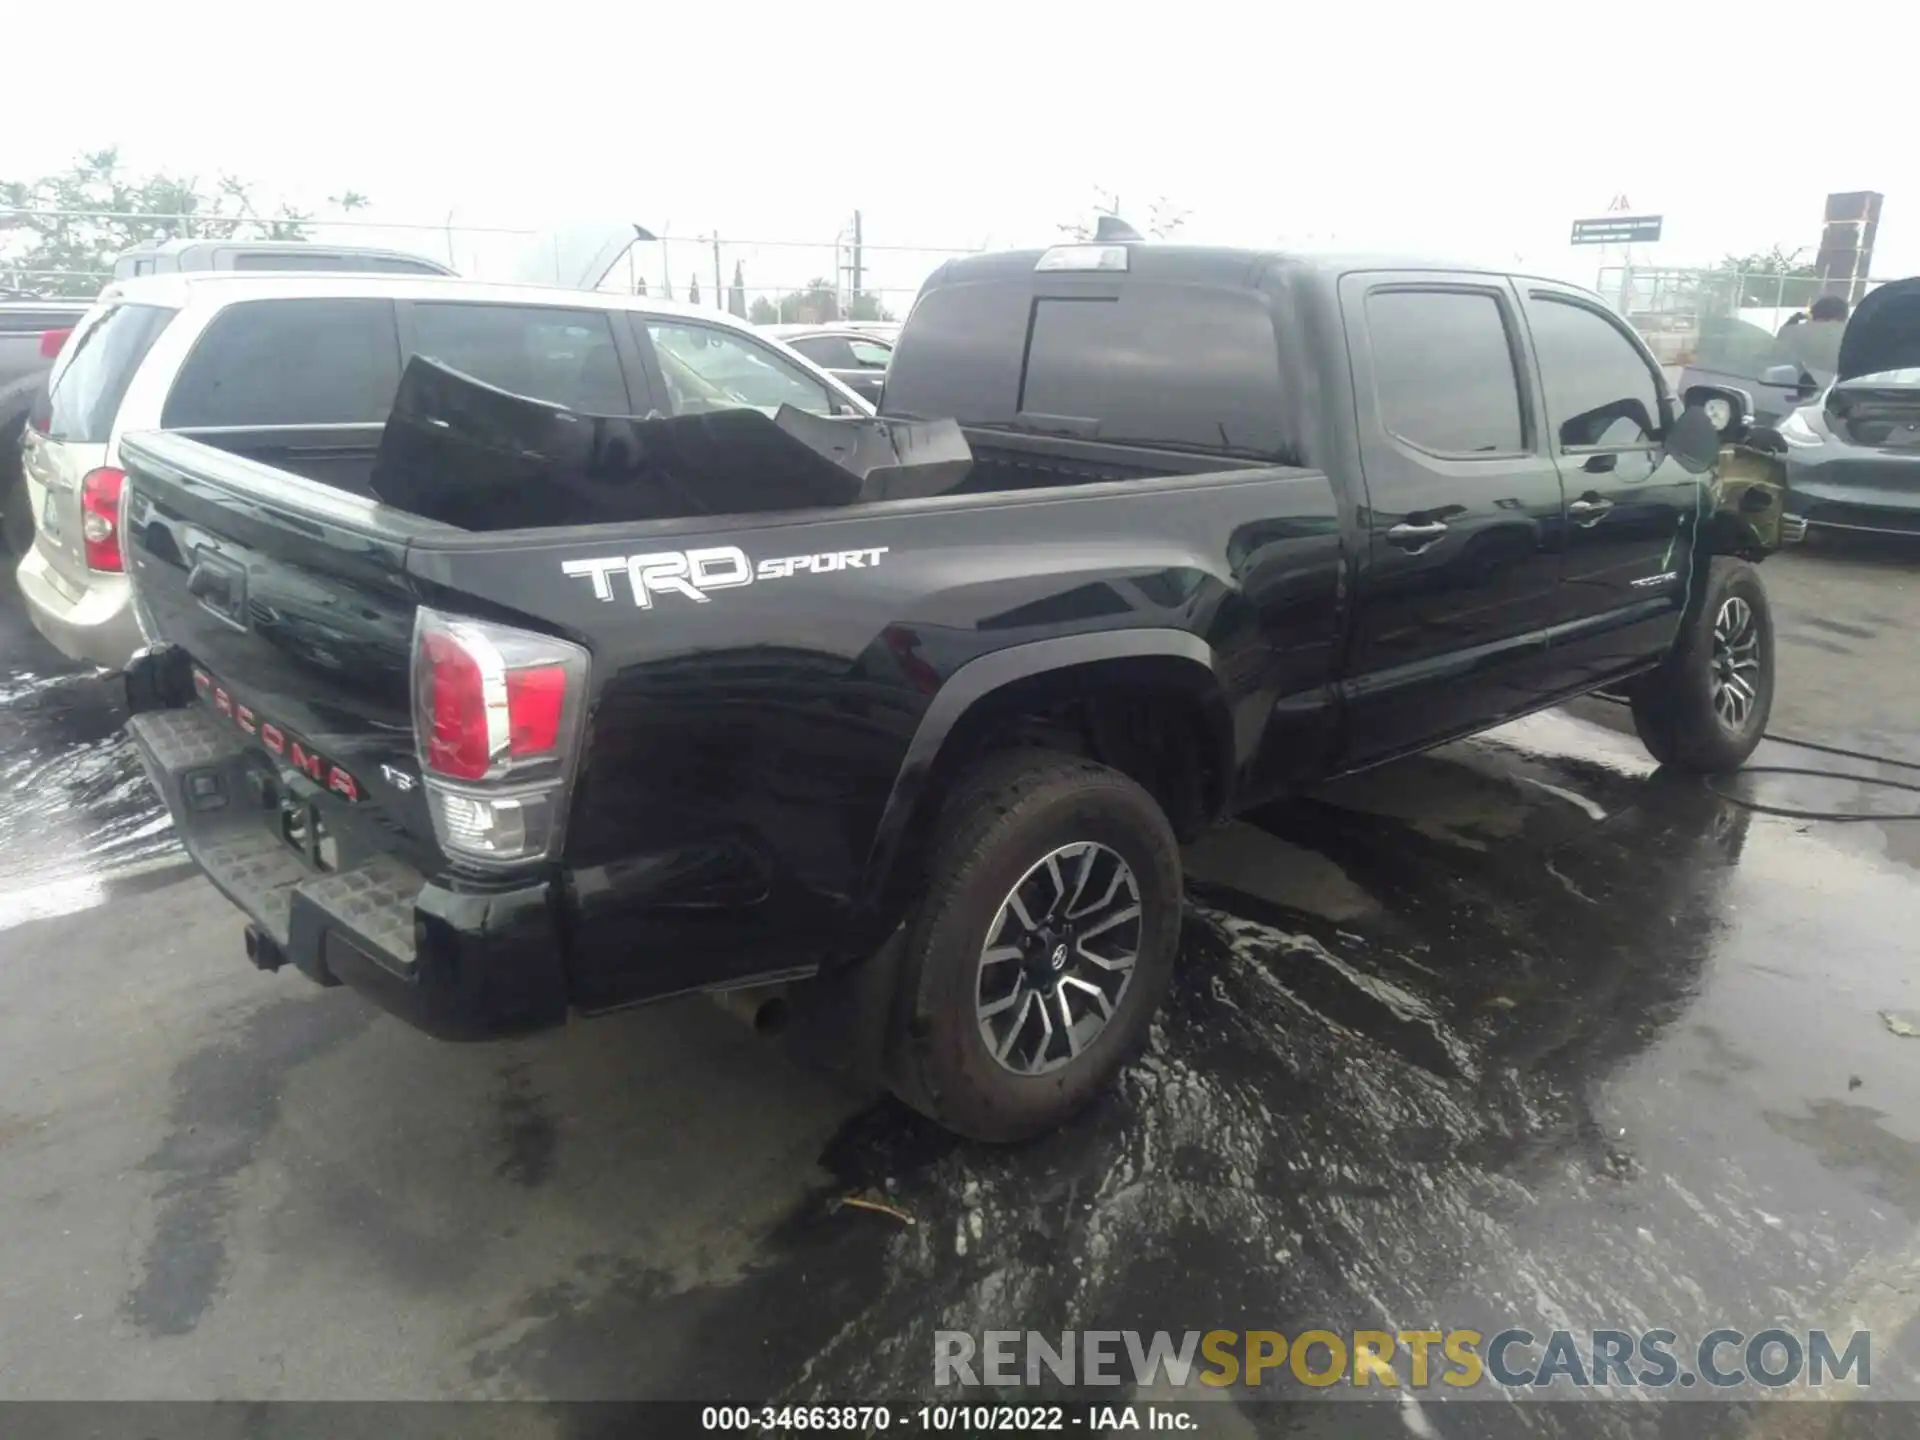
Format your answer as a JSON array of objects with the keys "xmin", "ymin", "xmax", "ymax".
[
  {"xmin": 1703, "ymin": 767, "xmax": 1920, "ymax": 822},
  {"xmin": 1590, "ymin": 694, "xmax": 1920, "ymax": 822}
]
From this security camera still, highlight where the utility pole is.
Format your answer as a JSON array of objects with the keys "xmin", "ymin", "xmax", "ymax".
[
  {"xmin": 1608, "ymin": 192, "xmax": 1635, "ymax": 314},
  {"xmin": 851, "ymin": 209, "xmax": 863, "ymax": 300},
  {"xmin": 711, "ymin": 234, "xmax": 723, "ymax": 311}
]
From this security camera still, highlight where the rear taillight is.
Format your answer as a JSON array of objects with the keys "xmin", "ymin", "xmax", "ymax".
[
  {"xmin": 39, "ymin": 328, "xmax": 72, "ymax": 359},
  {"xmin": 81, "ymin": 467, "xmax": 126, "ymax": 572},
  {"xmin": 410, "ymin": 608, "xmax": 589, "ymax": 865}
]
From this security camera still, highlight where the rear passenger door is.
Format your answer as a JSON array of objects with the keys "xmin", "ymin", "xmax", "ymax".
[
  {"xmin": 398, "ymin": 301, "xmax": 645, "ymax": 415},
  {"xmin": 1339, "ymin": 273, "xmax": 1567, "ymax": 765},
  {"xmin": 1518, "ymin": 285, "xmax": 1701, "ymax": 689}
]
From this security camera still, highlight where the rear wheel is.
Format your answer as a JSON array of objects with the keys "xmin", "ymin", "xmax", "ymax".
[
  {"xmin": 1629, "ymin": 557, "xmax": 1774, "ymax": 773},
  {"xmin": 887, "ymin": 751, "xmax": 1182, "ymax": 1142}
]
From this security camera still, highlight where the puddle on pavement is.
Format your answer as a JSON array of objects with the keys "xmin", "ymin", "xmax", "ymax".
[
  {"xmin": 529, "ymin": 710, "xmax": 1919, "ymax": 1412},
  {"xmin": 0, "ymin": 665, "xmax": 177, "ymax": 932}
]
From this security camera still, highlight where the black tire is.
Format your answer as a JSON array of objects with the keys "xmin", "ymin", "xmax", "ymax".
[
  {"xmin": 887, "ymin": 750, "xmax": 1182, "ymax": 1143},
  {"xmin": 1628, "ymin": 557, "xmax": 1774, "ymax": 773}
]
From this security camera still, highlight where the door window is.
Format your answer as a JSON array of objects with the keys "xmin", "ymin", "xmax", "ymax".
[
  {"xmin": 647, "ymin": 321, "xmax": 836, "ymax": 416},
  {"xmin": 848, "ymin": 338, "xmax": 892, "ymax": 369},
  {"xmin": 163, "ymin": 298, "xmax": 400, "ymax": 427},
  {"xmin": 786, "ymin": 334, "xmax": 857, "ymax": 369},
  {"xmin": 411, "ymin": 303, "xmax": 630, "ymax": 414},
  {"xmin": 1528, "ymin": 295, "xmax": 1664, "ymax": 449},
  {"xmin": 1365, "ymin": 289, "xmax": 1525, "ymax": 455}
]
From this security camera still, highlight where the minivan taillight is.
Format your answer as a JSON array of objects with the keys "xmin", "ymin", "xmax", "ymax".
[
  {"xmin": 81, "ymin": 467, "xmax": 126, "ymax": 572},
  {"xmin": 410, "ymin": 608, "xmax": 590, "ymax": 865}
]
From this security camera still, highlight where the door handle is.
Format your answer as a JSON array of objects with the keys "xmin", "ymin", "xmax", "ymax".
[
  {"xmin": 1386, "ymin": 521, "xmax": 1449, "ymax": 551},
  {"xmin": 1568, "ymin": 497, "xmax": 1615, "ymax": 528}
]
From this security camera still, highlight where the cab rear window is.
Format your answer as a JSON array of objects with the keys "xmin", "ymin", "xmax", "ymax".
[
  {"xmin": 1021, "ymin": 290, "xmax": 1287, "ymax": 455},
  {"xmin": 36, "ymin": 303, "xmax": 176, "ymax": 443},
  {"xmin": 883, "ymin": 280, "xmax": 1294, "ymax": 459}
]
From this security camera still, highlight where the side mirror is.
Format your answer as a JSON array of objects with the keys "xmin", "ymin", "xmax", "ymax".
[{"xmin": 1671, "ymin": 385, "xmax": 1748, "ymax": 472}]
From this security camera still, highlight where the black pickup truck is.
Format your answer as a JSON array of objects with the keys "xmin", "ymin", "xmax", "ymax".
[{"xmin": 118, "ymin": 244, "xmax": 1766, "ymax": 1141}]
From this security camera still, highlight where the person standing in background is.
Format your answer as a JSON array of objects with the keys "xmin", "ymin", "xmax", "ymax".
[{"xmin": 1780, "ymin": 294, "xmax": 1849, "ymax": 385}]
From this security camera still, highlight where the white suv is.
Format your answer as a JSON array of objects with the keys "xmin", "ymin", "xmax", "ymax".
[{"xmin": 17, "ymin": 272, "xmax": 874, "ymax": 669}]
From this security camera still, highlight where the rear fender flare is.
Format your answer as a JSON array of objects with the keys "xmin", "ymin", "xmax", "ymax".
[{"xmin": 854, "ymin": 628, "xmax": 1231, "ymax": 940}]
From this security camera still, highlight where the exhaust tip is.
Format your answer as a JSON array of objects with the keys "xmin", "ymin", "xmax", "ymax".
[{"xmin": 711, "ymin": 984, "xmax": 790, "ymax": 1036}]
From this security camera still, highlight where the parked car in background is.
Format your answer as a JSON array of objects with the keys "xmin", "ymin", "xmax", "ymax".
[
  {"xmin": 17, "ymin": 272, "xmax": 873, "ymax": 669},
  {"xmin": 1673, "ymin": 314, "xmax": 1823, "ymax": 432},
  {"xmin": 764, "ymin": 323, "xmax": 895, "ymax": 403},
  {"xmin": 841, "ymin": 320, "xmax": 902, "ymax": 344},
  {"xmin": 5, "ymin": 243, "xmax": 461, "ymax": 561},
  {"xmin": 112, "ymin": 238, "xmax": 455, "ymax": 281},
  {"xmin": 2, "ymin": 298, "xmax": 92, "ymax": 555},
  {"xmin": 117, "ymin": 242, "xmax": 1762, "ymax": 1141},
  {"xmin": 1779, "ymin": 276, "xmax": 1920, "ymax": 537}
]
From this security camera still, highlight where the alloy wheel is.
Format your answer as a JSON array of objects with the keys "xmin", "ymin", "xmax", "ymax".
[
  {"xmin": 976, "ymin": 841, "xmax": 1142, "ymax": 1076},
  {"xmin": 1711, "ymin": 595, "xmax": 1763, "ymax": 734}
]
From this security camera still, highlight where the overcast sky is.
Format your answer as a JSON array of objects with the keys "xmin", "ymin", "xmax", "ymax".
[{"xmin": 9, "ymin": 0, "xmax": 1912, "ymax": 307}]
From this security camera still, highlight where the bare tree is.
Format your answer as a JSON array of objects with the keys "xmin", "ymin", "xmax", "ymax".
[
  {"xmin": 1057, "ymin": 187, "xmax": 1187, "ymax": 242},
  {"xmin": 2, "ymin": 148, "xmax": 370, "ymax": 296}
]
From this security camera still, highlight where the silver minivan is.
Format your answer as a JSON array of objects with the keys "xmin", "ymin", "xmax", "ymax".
[
  {"xmin": 16, "ymin": 301, "xmax": 174, "ymax": 666},
  {"xmin": 16, "ymin": 271, "xmax": 875, "ymax": 670}
]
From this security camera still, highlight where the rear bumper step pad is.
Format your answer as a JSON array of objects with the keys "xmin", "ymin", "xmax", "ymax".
[
  {"xmin": 127, "ymin": 702, "xmax": 569, "ymax": 1039},
  {"xmin": 127, "ymin": 704, "xmax": 420, "ymax": 975}
]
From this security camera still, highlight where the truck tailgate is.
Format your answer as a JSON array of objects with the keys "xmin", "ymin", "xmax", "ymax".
[{"xmin": 120, "ymin": 431, "xmax": 442, "ymax": 873}]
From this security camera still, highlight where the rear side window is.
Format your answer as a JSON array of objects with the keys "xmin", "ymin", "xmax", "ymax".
[
  {"xmin": 1020, "ymin": 290, "xmax": 1286, "ymax": 454},
  {"xmin": 1527, "ymin": 295, "xmax": 1663, "ymax": 448},
  {"xmin": 410, "ymin": 303, "xmax": 630, "ymax": 414},
  {"xmin": 1366, "ymin": 289, "xmax": 1525, "ymax": 454},
  {"xmin": 38, "ymin": 303, "xmax": 176, "ymax": 443},
  {"xmin": 163, "ymin": 298, "xmax": 401, "ymax": 428}
]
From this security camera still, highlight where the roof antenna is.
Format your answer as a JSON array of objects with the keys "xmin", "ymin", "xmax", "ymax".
[{"xmin": 1093, "ymin": 214, "xmax": 1145, "ymax": 242}]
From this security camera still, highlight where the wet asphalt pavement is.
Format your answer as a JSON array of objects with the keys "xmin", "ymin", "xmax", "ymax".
[{"xmin": 1, "ymin": 545, "xmax": 1917, "ymax": 1439}]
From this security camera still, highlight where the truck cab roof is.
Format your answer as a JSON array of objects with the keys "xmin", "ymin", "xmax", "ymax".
[
  {"xmin": 924, "ymin": 243, "xmax": 1513, "ymax": 287},
  {"xmin": 884, "ymin": 244, "xmax": 1605, "ymax": 463}
]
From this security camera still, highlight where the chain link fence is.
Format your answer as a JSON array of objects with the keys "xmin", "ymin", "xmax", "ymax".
[
  {"xmin": 1596, "ymin": 265, "xmax": 1894, "ymax": 367},
  {"xmin": 0, "ymin": 208, "xmax": 985, "ymax": 323}
]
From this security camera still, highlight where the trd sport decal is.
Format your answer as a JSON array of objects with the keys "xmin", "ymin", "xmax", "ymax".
[{"xmin": 561, "ymin": 545, "xmax": 889, "ymax": 609}]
